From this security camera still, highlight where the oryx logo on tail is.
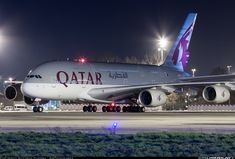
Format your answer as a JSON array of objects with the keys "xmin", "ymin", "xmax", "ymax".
[
  {"xmin": 164, "ymin": 13, "xmax": 197, "ymax": 72},
  {"xmin": 172, "ymin": 23, "xmax": 194, "ymax": 71}
]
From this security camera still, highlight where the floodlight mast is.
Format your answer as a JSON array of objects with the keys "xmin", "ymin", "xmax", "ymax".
[{"xmin": 157, "ymin": 36, "xmax": 168, "ymax": 66}]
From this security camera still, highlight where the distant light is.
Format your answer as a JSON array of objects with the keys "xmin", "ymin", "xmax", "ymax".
[
  {"xmin": 79, "ymin": 57, "xmax": 86, "ymax": 64},
  {"xmin": 227, "ymin": 65, "xmax": 232, "ymax": 74},
  {"xmin": 191, "ymin": 68, "xmax": 196, "ymax": 77},
  {"xmin": 9, "ymin": 77, "xmax": 13, "ymax": 81},
  {"xmin": 158, "ymin": 37, "xmax": 168, "ymax": 49},
  {"xmin": 112, "ymin": 122, "xmax": 118, "ymax": 129}
]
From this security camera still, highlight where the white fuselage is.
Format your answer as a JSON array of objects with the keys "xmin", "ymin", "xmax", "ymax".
[{"xmin": 21, "ymin": 61, "xmax": 186, "ymax": 103}]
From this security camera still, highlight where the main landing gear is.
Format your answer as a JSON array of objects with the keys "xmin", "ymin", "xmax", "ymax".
[
  {"xmin": 82, "ymin": 105, "xmax": 145, "ymax": 112},
  {"xmin": 33, "ymin": 106, "xmax": 44, "ymax": 113},
  {"xmin": 83, "ymin": 105, "xmax": 98, "ymax": 112},
  {"xmin": 122, "ymin": 106, "xmax": 145, "ymax": 112},
  {"xmin": 101, "ymin": 105, "xmax": 122, "ymax": 112}
]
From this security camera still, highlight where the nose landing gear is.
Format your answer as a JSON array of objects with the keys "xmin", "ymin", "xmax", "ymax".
[{"xmin": 33, "ymin": 106, "xmax": 44, "ymax": 113}]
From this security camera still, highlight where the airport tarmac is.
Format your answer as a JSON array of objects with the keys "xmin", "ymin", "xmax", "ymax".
[{"xmin": 0, "ymin": 111, "xmax": 234, "ymax": 134}]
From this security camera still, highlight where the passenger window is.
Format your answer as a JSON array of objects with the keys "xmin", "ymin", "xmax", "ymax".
[{"xmin": 29, "ymin": 75, "xmax": 34, "ymax": 78}]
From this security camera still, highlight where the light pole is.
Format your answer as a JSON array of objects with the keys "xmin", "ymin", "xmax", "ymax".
[
  {"xmin": 157, "ymin": 37, "xmax": 168, "ymax": 66},
  {"xmin": 191, "ymin": 68, "xmax": 196, "ymax": 77},
  {"xmin": 227, "ymin": 65, "xmax": 232, "ymax": 74},
  {"xmin": 157, "ymin": 47, "xmax": 164, "ymax": 65}
]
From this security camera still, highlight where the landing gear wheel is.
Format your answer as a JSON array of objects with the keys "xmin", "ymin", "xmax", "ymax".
[
  {"xmin": 33, "ymin": 106, "xmax": 38, "ymax": 112},
  {"xmin": 116, "ymin": 106, "xmax": 121, "ymax": 112},
  {"xmin": 131, "ymin": 106, "xmax": 136, "ymax": 112},
  {"xmin": 107, "ymin": 106, "xmax": 111, "ymax": 112},
  {"xmin": 83, "ymin": 106, "xmax": 88, "ymax": 112},
  {"xmin": 140, "ymin": 107, "xmax": 145, "ymax": 112},
  {"xmin": 37, "ymin": 106, "xmax": 43, "ymax": 113},
  {"xmin": 136, "ymin": 106, "xmax": 141, "ymax": 112},
  {"xmin": 102, "ymin": 106, "xmax": 107, "ymax": 112},
  {"xmin": 88, "ymin": 105, "xmax": 93, "ymax": 112},
  {"xmin": 126, "ymin": 106, "xmax": 131, "ymax": 112},
  {"xmin": 92, "ymin": 106, "xmax": 97, "ymax": 112},
  {"xmin": 122, "ymin": 106, "xmax": 127, "ymax": 112},
  {"xmin": 112, "ymin": 106, "xmax": 117, "ymax": 112}
]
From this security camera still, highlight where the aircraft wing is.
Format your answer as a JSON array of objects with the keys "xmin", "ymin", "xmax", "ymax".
[
  {"xmin": 88, "ymin": 74, "xmax": 235, "ymax": 101},
  {"xmin": 180, "ymin": 73, "xmax": 235, "ymax": 82},
  {"xmin": 4, "ymin": 80, "xmax": 23, "ymax": 84}
]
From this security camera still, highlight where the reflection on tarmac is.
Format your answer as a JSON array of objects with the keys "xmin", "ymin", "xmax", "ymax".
[{"xmin": 0, "ymin": 112, "xmax": 234, "ymax": 134}]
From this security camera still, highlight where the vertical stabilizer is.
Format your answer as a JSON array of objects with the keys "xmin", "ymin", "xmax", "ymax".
[{"xmin": 164, "ymin": 13, "xmax": 197, "ymax": 72}]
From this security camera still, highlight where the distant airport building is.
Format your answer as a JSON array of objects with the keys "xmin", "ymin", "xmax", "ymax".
[
  {"xmin": 187, "ymin": 105, "xmax": 235, "ymax": 111},
  {"xmin": 0, "ymin": 93, "xmax": 14, "ymax": 110},
  {"xmin": 41, "ymin": 100, "xmax": 60, "ymax": 110}
]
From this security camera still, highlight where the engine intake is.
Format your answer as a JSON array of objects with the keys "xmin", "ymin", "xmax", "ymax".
[
  {"xmin": 138, "ymin": 89, "xmax": 167, "ymax": 107},
  {"xmin": 202, "ymin": 85, "xmax": 230, "ymax": 103},
  {"xmin": 5, "ymin": 83, "xmax": 36, "ymax": 105},
  {"xmin": 5, "ymin": 84, "xmax": 23, "ymax": 101}
]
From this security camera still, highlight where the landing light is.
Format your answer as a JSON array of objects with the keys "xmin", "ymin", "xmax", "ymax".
[{"xmin": 111, "ymin": 102, "xmax": 115, "ymax": 107}]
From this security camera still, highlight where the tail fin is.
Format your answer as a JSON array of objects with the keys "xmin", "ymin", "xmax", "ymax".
[{"xmin": 164, "ymin": 13, "xmax": 197, "ymax": 72}]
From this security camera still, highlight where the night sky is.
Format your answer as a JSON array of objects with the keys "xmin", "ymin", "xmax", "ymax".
[{"xmin": 0, "ymin": 0, "xmax": 234, "ymax": 80}]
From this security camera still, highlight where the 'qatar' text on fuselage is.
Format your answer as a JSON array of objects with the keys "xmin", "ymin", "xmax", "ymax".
[{"xmin": 56, "ymin": 71, "xmax": 102, "ymax": 87}]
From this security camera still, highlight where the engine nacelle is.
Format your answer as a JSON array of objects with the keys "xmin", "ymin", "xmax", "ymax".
[
  {"xmin": 202, "ymin": 85, "xmax": 230, "ymax": 103},
  {"xmin": 5, "ymin": 84, "xmax": 36, "ymax": 105},
  {"xmin": 4, "ymin": 84, "xmax": 23, "ymax": 101},
  {"xmin": 138, "ymin": 89, "xmax": 167, "ymax": 107}
]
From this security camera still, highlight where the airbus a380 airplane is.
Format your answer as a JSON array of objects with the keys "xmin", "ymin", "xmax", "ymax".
[{"xmin": 4, "ymin": 13, "xmax": 235, "ymax": 112}]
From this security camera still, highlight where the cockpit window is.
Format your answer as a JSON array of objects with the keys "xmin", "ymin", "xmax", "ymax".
[{"xmin": 26, "ymin": 75, "xmax": 42, "ymax": 79}]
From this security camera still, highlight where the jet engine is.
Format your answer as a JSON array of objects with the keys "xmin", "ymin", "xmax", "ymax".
[
  {"xmin": 5, "ymin": 84, "xmax": 23, "ymax": 101},
  {"xmin": 5, "ymin": 84, "xmax": 36, "ymax": 105},
  {"xmin": 138, "ymin": 89, "xmax": 167, "ymax": 107},
  {"xmin": 202, "ymin": 85, "xmax": 230, "ymax": 103}
]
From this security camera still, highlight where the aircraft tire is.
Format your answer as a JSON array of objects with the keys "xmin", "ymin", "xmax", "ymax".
[
  {"xmin": 116, "ymin": 106, "xmax": 121, "ymax": 112},
  {"xmin": 141, "ymin": 107, "xmax": 145, "ymax": 112},
  {"xmin": 136, "ymin": 106, "xmax": 141, "ymax": 112},
  {"xmin": 33, "ymin": 106, "xmax": 38, "ymax": 113},
  {"xmin": 92, "ymin": 106, "xmax": 97, "ymax": 112},
  {"xmin": 122, "ymin": 106, "xmax": 127, "ymax": 112},
  {"xmin": 126, "ymin": 106, "xmax": 131, "ymax": 112},
  {"xmin": 107, "ymin": 106, "xmax": 111, "ymax": 112},
  {"xmin": 102, "ymin": 106, "xmax": 107, "ymax": 112},
  {"xmin": 88, "ymin": 105, "xmax": 93, "ymax": 112},
  {"xmin": 132, "ymin": 106, "xmax": 137, "ymax": 112},
  {"xmin": 37, "ymin": 106, "xmax": 44, "ymax": 113},
  {"xmin": 112, "ymin": 106, "xmax": 116, "ymax": 112},
  {"xmin": 83, "ymin": 106, "xmax": 88, "ymax": 112}
]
